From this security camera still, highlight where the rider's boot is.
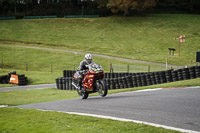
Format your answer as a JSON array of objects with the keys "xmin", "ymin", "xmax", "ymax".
[{"xmin": 77, "ymin": 78, "xmax": 82, "ymax": 91}]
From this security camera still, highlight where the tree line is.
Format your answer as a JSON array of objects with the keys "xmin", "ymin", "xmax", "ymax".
[{"xmin": 0, "ymin": 0, "xmax": 200, "ymax": 17}]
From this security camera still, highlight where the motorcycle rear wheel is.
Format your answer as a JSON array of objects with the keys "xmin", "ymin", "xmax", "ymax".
[
  {"xmin": 77, "ymin": 88, "xmax": 88, "ymax": 99},
  {"xmin": 97, "ymin": 79, "xmax": 107, "ymax": 97}
]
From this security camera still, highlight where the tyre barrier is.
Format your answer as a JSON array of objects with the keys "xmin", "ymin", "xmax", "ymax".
[
  {"xmin": 56, "ymin": 77, "xmax": 76, "ymax": 90},
  {"xmin": 63, "ymin": 70, "xmax": 148, "ymax": 78},
  {"xmin": 63, "ymin": 70, "xmax": 76, "ymax": 77},
  {"xmin": 0, "ymin": 75, "xmax": 9, "ymax": 84},
  {"xmin": 17, "ymin": 74, "xmax": 28, "ymax": 86},
  {"xmin": 0, "ymin": 71, "xmax": 28, "ymax": 85},
  {"xmin": 57, "ymin": 66, "xmax": 200, "ymax": 90}
]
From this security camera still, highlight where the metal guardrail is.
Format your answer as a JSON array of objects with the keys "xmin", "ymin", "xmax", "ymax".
[
  {"xmin": 0, "ymin": 16, "xmax": 16, "ymax": 20},
  {"xmin": 23, "ymin": 16, "xmax": 57, "ymax": 19},
  {"xmin": 64, "ymin": 15, "xmax": 99, "ymax": 18},
  {"xmin": 0, "ymin": 15, "xmax": 99, "ymax": 20}
]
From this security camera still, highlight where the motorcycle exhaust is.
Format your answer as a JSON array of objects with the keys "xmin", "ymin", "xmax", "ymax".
[{"xmin": 72, "ymin": 82, "xmax": 79, "ymax": 90}]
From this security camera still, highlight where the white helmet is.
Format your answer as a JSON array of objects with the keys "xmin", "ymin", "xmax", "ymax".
[{"xmin": 85, "ymin": 53, "xmax": 93, "ymax": 64}]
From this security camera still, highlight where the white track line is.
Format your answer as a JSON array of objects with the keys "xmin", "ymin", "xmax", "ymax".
[
  {"xmin": 34, "ymin": 109, "xmax": 199, "ymax": 133},
  {"xmin": 16, "ymin": 87, "xmax": 200, "ymax": 133}
]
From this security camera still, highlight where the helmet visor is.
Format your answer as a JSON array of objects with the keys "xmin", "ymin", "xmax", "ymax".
[{"xmin": 86, "ymin": 59, "xmax": 92, "ymax": 64}]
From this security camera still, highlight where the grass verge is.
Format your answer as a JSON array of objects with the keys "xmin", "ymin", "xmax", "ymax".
[
  {"xmin": 0, "ymin": 44, "xmax": 170, "ymax": 87},
  {"xmin": 0, "ymin": 14, "xmax": 199, "ymax": 65},
  {"xmin": 0, "ymin": 78, "xmax": 199, "ymax": 106},
  {"xmin": 0, "ymin": 44, "xmax": 170, "ymax": 73},
  {"xmin": 0, "ymin": 88, "xmax": 78, "ymax": 106},
  {"xmin": 0, "ymin": 78, "xmax": 199, "ymax": 133},
  {"xmin": 0, "ymin": 108, "xmax": 181, "ymax": 133}
]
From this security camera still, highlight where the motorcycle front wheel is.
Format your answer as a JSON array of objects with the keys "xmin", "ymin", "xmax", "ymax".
[
  {"xmin": 96, "ymin": 79, "xmax": 108, "ymax": 97},
  {"xmin": 77, "ymin": 88, "xmax": 88, "ymax": 99}
]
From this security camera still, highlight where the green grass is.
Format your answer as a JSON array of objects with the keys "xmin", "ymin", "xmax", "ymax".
[
  {"xmin": 0, "ymin": 45, "xmax": 167, "ymax": 73},
  {"xmin": 0, "ymin": 69, "xmax": 62, "ymax": 86},
  {"xmin": 0, "ymin": 88, "xmax": 78, "ymax": 106},
  {"xmin": 0, "ymin": 44, "xmax": 169, "ymax": 86},
  {"xmin": 0, "ymin": 14, "xmax": 199, "ymax": 133},
  {"xmin": 0, "ymin": 14, "xmax": 200, "ymax": 66},
  {"xmin": 0, "ymin": 108, "xmax": 180, "ymax": 133},
  {"xmin": 0, "ymin": 78, "xmax": 199, "ymax": 106},
  {"xmin": 0, "ymin": 78, "xmax": 199, "ymax": 133}
]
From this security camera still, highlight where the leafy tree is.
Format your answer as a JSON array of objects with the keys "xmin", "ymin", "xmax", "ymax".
[{"xmin": 97, "ymin": 0, "xmax": 158, "ymax": 16}]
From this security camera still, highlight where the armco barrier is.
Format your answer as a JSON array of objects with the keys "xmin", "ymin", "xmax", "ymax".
[
  {"xmin": 0, "ymin": 16, "xmax": 16, "ymax": 20},
  {"xmin": 24, "ymin": 16, "xmax": 56, "ymax": 19},
  {"xmin": 56, "ymin": 66, "xmax": 200, "ymax": 90},
  {"xmin": 64, "ymin": 15, "xmax": 99, "ymax": 18},
  {"xmin": 1, "ymin": 15, "xmax": 98, "ymax": 20}
]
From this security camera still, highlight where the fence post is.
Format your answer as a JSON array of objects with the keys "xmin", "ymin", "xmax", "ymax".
[
  {"xmin": 26, "ymin": 62, "xmax": 28, "ymax": 71},
  {"xmin": 166, "ymin": 58, "xmax": 168, "ymax": 69},
  {"xmin": 110, "ymin": 63, "xmax": 113, "ymax": 73},
  {"xmin": 148, "ymin": 66, "xmax": 150, "ymax": 72},
  {"xmin": 51, "ymin": 64, "xmax": 53, "ymax": 72},
  {"xmin": 74, "ymin": 52, "xmax": 77, "ymax": 71},
  {"xmin": 74, "ymin": 64, "xmax": 76, "ymax": 71},
  {"xmin": 1, "ymin": 59, "xmax": 3, "ymax": 69}
]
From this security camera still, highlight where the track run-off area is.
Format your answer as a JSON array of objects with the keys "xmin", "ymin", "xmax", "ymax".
[
  {"xmin": 1, "ymin": 44, "xmax": 199, "ymax": 132},
  {"xmin": 16, "ymin": 86, "xmax": 200, "ymax": 133},
  {"xmin": 0, "ymin": 44, "xmax": 182, "ymax": 69}
]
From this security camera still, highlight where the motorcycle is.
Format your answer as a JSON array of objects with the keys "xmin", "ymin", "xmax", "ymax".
[{"xmin": 72, "ymin": 62, "xmax": 108, "ymax": 99}]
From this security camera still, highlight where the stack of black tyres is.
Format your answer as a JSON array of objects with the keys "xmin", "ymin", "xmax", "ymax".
[
  {"xmin": 141, "ymin": 74, "xmax": 147, "ymax": 86},
  {"xmin": 146, "ymin": 74, "xmax": 152, "ymax": 86},
  {"xmin": 132, "ymin": 75, "xmax": 138, "ymax": 87},
  {"xmin": 119, "ymin": 78, "xmax": 124, "ymax": 89},
  {"xmin": 110, "ymin": 78, "xmax": 115, "ymax": 89},
  {"xmin": 0, "ymin": 71, "xmax": 17, "ymax": 84},
  {"xmin": 56, "ymin": 77, "xmax": 76, "ymax": 90},
  {"xmin": 172, "ymin": 70, "xmax": 178, "ymax": 82},
  {"xmin": 151, "ymin": 72, "xmax": 157, "ymax": 85},
  {"xmin": 57, "ymin": 66, "xmax": 200, "ymax": 91},
  {"xmin": 195, "ymin": 66, "xmax": 200, "ymax": 77},
  {"xmin": 17, "ymin": 74, "xmax": 28, "ymax": 86},
  {"xmin": 105, "ymin": 78, "xmax": 110, "ymax": 90},
  {"xmin": 189, "ymin": 66, "xmax": 196, "ymax": 79},
  {"xmin": 136, "ymin": 74, "xmax": 142, "ymax": 87},
  {"xmin": 182, "ymin": 68, "xmax": 190, "ymax": 80},
  {"xmin": 177, "ymin": 69, "xmax": 184, "ymax": 81},
  {"xmin": 63, "ymin": 70, "xmax": 76, "ymax": 77},
  {"xmin": 127, "ymin": 76, "xmax": 133, "ymax": 88},
  {"xmin": 155, "ymin": 72, "xmax": 161, "ymax": 84},
  {"xmin": 0, "ymin": 71, "xmax": 28, "ymax": 85},
  {"xmin": 166, "ymin": 70, "xmax": 173, "ymax": 83},
  {"xmin": 159, "ymin": 71, "xmax": 167, "ymax": 84},
  {"xmin": 115, "ymin": 78, "xmax": 120, "ymax": 89},
  {"xmin": 122, "ymin": 77, "xmax": 128, "ymax": 88},
  {"xmin": 0, "ymin": 75, "xmax": 9, "ymax": 84}
]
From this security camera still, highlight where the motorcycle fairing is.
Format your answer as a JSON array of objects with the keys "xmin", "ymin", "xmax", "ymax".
[{"xmin": 83, "ymin": 75, "xmax": 94, "ymax": 91}]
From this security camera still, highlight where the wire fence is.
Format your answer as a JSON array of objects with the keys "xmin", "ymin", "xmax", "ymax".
[
  {"xmin": 111, "ymin": 63, "xmax": 175, "ymax": 73},
  {"xmin": 1, "ymin": 58, "xmax": 183, "ymax": 73}
]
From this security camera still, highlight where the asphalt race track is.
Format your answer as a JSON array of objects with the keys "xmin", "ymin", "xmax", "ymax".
[{"xmin": 17, "ymin": 87, "xmax": 200, "ymax": 132}]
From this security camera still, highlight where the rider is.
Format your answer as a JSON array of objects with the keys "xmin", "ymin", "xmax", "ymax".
[{"xmin": 76, "ymin": 53, "xmax": 93, "ymax": 89}]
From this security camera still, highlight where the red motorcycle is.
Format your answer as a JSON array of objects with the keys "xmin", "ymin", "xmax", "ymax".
[{"xmin": 72, "ymin": 63, "xmax": 107, "ymax": 99}]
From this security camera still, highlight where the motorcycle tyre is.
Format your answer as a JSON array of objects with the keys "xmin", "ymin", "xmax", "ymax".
[
  {"xmin": 77, "ymin": 89, "xmax": 88, "ymax": 99},
  {"xmin": 97, "ymin": 79, "xmax": 108, "ymax": 97}
]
